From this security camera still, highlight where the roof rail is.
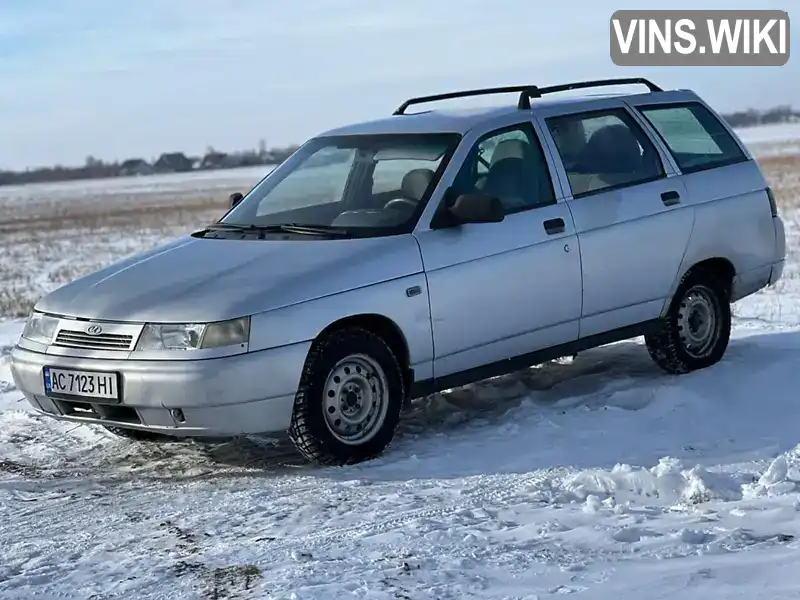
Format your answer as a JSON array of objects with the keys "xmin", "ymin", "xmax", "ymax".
[
  {"xmin": 393, "ymin": 85, "xmax": 539, "ymax": 116},
  {"xmin": 393, "ymin": 77, "xmax": 663, "ymax": 115},
  {"xmin": 517, "ymin": 77, "xmax": 663, "ymax": 109}
]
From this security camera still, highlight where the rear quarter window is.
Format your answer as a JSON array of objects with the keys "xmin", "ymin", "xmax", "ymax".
[{"xmin": 637, "ymin": 102, "xmax": 748, "ymax": 174}]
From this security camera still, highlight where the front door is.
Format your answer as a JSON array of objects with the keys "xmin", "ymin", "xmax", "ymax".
[{"xmin": 414, "ymin": 120, "xmax": 584, "ymax": 379}]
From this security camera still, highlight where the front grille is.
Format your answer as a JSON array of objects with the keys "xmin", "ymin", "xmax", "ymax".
[{"xmin": 54, "ymin": 329, "xmax": 134, "ymax": 351}]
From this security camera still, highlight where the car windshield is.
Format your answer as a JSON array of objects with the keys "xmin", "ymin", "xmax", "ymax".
[{"xmin": 220, "ymin": 132, "xmax": 461, "ymax": 235}]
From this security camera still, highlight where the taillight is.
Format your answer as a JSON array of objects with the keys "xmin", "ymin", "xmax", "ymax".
[{"xmin": 766, "ymin": 187, "xmax": 778, "ymax": 217}]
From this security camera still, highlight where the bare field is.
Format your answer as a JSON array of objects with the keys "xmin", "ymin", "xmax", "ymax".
[
  {"xmin": 758, "ymin": 154, "xmax": 800, "ymax": 208},
  {"xmin": 0, "ymin": 153, "xmax": 798, "ymax": 318},
  {"xmin": 0, "ymin": 168, "xmax": 267, "ymax": 317}
]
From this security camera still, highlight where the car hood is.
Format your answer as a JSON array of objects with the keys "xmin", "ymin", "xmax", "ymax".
[{"xmin": 35, "ymin": 234, "xmax": 424, "ymax": 323}]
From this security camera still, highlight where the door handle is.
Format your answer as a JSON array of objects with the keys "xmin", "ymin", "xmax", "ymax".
[
  {"xmin": 661, "ymin": 190, "xmax": 681, "ymax": 206},
  {"xmin": 543, "ymin": 217, "xmax": 565, "ymax": 235}
]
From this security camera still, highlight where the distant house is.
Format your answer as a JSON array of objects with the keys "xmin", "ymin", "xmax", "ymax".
[
  {"xmin": 119, "ymin": 158, "xmax": 152, "ymax": 176},
  {"xmin": 200, "ymin": 151, "xmax": 229, "ymax": 169},
  {"xmin": 234, "ymin": 151, "xmax": 266, "ymax": 167},
  {"xmin": 153, "ymin": 152, "xmax": 193, "ymax": 173}
]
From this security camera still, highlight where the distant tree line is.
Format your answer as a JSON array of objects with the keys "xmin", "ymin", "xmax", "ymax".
[
  {"xmin": 2, "ymin": 105, "xmax": 799, "ymax": 187},
  {"xmin": 721, "ymin": 105, "xmax": 800, "ymax": 129},
  {"xmin": 0, "ymin": 140, "xmax": 299, "ymax": 187}
]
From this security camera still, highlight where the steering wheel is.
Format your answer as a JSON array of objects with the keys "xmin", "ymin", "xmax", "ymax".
[{"xmin": 383, "ymin": 198, "xmax": 418, "ymax": 212}]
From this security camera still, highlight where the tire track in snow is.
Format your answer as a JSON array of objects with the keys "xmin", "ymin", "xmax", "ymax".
[{"xmin": 247, "ymin": 467, "xmax": 573, "ymax": 557}]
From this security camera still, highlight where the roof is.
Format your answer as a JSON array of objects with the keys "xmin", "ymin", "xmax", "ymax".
[
  {"xmin": 321, "ymin": 106, "xmax": 519, "ymax": 137},
  {"xmin": 317, "ymin": 78, "xmax": 700, "ymax": 139},
  {"xmin": 319, "ymin": 93, "xmax": 649, "ymax": 138}
]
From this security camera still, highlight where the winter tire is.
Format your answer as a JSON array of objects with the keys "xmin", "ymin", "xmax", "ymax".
[
  {"xmin": 645, "ymin": 269, "xmax": 731, "ymax": 374},
  {"xmin": 288, "ymin": 327, "xmax": 405, "ymax": 466}
]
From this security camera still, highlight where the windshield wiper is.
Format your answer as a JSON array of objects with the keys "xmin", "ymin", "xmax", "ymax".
[{"xmin": 200, "ymin": 223, "xmax": 352, "ymax": 237}]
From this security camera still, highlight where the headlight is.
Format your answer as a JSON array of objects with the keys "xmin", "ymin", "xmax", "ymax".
[
  {"xmin": 134, "ymin": 317, "xmax": 250, "ymax": 351},
  {"xmin": 21, "ymin": 312, "xmax": 59, "ymax": 345}
]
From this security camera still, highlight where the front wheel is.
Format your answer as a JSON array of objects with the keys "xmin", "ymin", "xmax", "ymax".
[
  {"xmin": 645, "ymin": 270, "xmax": 731, "ymax": 374},
  {"xmin": 288, "ymin": 327, "xmax": 405, "ymax": 465}
]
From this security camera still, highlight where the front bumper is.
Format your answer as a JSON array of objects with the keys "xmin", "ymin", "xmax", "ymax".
[{"xmin": 9, "ymin": 341, "xmax": 312, "ymax": 437}]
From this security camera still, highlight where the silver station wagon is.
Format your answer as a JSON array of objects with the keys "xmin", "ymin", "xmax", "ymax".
[{"xmin": 10, "ymin": 77, "xmax": 786, "ymax": 465}]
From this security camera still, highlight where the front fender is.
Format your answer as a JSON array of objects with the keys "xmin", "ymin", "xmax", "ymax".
[{"xmin": 248, "ymin": 275, "xmax": 434, "ymax": 381}]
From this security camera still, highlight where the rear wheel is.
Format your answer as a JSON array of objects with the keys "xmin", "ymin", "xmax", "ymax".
[
  {"xmin": 288, "ymin": 327, "xmax": 405, "ymax": 466},
  {"xmin": 645, "ymin": 270, "xmax": 731, "ymax": 374}
]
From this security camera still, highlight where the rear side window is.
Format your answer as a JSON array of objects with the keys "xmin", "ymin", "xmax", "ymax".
[
  {"xmin": 637, "ymin": 102, "xmax": 748, "ymax": 174},
  {"xmin": 546, "ymin": 108, "xmax": 665, "ymax": 198}
]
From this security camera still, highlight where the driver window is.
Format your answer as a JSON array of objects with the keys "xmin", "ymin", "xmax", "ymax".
[
  {"xmin": 451, "ymin": 123, "xmax": 556, "ymax": 214},
  {"xmin": 475, "ymin": 129, "xmax": 530, "ymax": 178}
]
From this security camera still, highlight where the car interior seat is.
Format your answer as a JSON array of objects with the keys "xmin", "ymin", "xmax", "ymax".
[
  {"xmin": 482, "ymin": 139, "xmax": 551, "ymax": 210},
  {"xmin": 400, "ymin": 168, "xmax": 435, "ymax": 203},
  {"xmin": 578, "ymin": 123, "xmax": 645, "ymax": 192}
]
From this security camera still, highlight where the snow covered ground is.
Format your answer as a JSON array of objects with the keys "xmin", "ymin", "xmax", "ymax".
[
  {"xmin": 6, "ymin": 298, "xmax": 800, "ymax": 598},
  {"xmin": 2, "ymin": 123, "xmax": 800, "ymax": 598},
  {"xmin": 737, "ymin": 122, "xmax": 800, "ymax": 146},
  {"xmin": 736, "ymin": 122, "xmax": 800, "ymax": 159},
  {"xmin": 0, "ymin": 165, "xmax": 272, "ymax": 207}
]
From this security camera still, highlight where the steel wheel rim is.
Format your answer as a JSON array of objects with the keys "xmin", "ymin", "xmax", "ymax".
[
  {"xmin": 677, "ymin": 284, "xmax": 720, "ymax": 358},
  {"xmin": 322, "ymin": 354, "xmax": 389, "ymax": 445}
]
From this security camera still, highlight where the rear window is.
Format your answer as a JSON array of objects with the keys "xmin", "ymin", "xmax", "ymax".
[{"xmin": 637, "ymin": 102, "xmax": 748, "ymax": 174}]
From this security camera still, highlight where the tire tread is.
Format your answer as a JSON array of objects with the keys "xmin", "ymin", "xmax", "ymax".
[
  {"xmin": 288, "ymin": 327, "xmax": 404, "ymax": 465},
  {"xmin": 646, "ymin": 269, "xmax": 731, "ymax": 374}
]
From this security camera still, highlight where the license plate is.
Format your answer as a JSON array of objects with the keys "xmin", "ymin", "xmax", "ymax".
[{"xmin": 43, "ymin": 367, "xmax": 120, "ymax": 402}]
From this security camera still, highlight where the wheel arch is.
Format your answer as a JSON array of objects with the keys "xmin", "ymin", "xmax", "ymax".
[
  {"xmin": 686, "ymin": 257, "xmax": 736, "ymax": 296},
  {"xmin": 316, "ymin": 313, "xmax": 413, "ymax": 397},
  {"xmin": 662, "ymin": 256, "xmax": 736, "ymax": 316}
]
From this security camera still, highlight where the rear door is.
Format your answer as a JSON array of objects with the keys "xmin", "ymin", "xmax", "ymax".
[
  {"xmin": 631, "ymin": 97, "xmax": 780, "ymax": 302},
  {"xmin": 534, "ymin": 99, "xmax": 694, "ymax": 338}
]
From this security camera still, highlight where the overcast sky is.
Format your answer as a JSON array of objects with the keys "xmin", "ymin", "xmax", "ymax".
[{"xmin": 0, "ymin": 0, "xmax": 795, "ymax": 169}]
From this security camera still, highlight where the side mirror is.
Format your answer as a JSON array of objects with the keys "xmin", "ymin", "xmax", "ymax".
[
  {"xmin": 448, "ymin": 193, "xmax": 505, "ymax": 225},
  {"xmin": 229, "ymin": 192, "xmax": 244, "ymax": 208}
]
